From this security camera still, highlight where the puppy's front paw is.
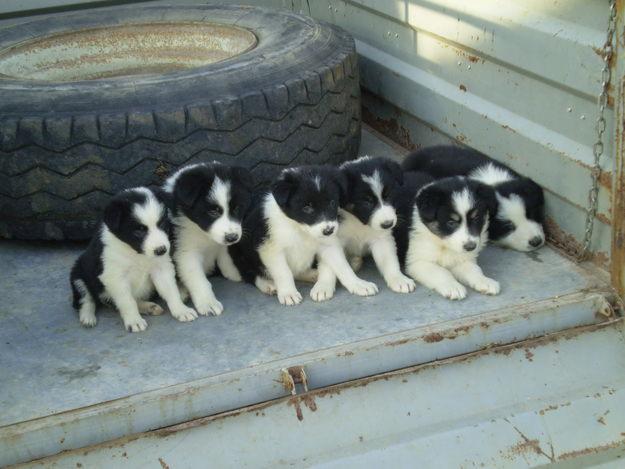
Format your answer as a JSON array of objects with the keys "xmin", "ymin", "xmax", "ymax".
[
  {"xmin": 171, "ymin": 305, "xmax": 198, "ymax": 322},
  {"xmin": 139, "ymin": 301, "xmax": 164, "ymax": 316},
  {"xmin": 346, "ymin": 279, "xmax": 378, "ymax": 297},
  {"xmin": 435, "ymin": 281, "xmax": 467, "ymax": 300},
  {"xmin": 278, "ymin": 289, "xmax": 302, "ymax": 306},
  {"xmin": 123, "ymin": 316, "xmax": 148, "ymax": 333},
  {"xmin": 79, "ymin": 310, "xmax": 97, "ymax": 328},
  {"xmin": 387, "ymin": 274, "xmax": 416, "ymax": 293},
  {"xmin": 196, "ymin": 297, "xmax": 224, "ymax": 316},
  {"xmin": 310, "ymin": 281, "xmax": 335, "ymax": 302},
  {"xmin": 473, "ymin": 277, "xmax": 500, "ymax": 295},
  {"xmin": 255, "ymin": 277, "xmax": 277, "ymax": 296},
  {"xmin": 349, "ymin": 256, "xmax": 364, "ymax": 272}
]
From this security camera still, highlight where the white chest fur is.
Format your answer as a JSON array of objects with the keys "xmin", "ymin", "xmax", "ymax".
[
  {"xmin": 406, "ymin": 219, "xmax": 481, "ymax": 269},
  {"xmin": 172, "ymin": 215, "xmax": 224, "ymax": 274},
  {"xmin": 260, "ymin": 196, "xmax": 320, "ymax": 276},
  {"xmin": 99, "ymin": 231, "xmax": 161, "ymax": 302},
  {"xmin": 338, "ymin": 209, "xmax": 391, "ymax": 257}
]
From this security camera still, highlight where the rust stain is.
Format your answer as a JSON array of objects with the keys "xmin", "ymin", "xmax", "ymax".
[
  {"xmin": 509, "ymin": 438, "xmax": 546, "ymax": 458},
  {"xmin": 524, "ymin": 349, "xmax": 534, "ymax": 362},
  {"xmin": 597, "ymin": 416, "xmax": 606, "ymax": 425},
  {"xmin": 505, "ymin": 418, "xmax": 555, "ymax": 462},
  {"xmin": 288, "ymin": 397, "xmax": 304, "ymax": 421},
  {"xmin": 558, "ymin": 437, "xmax": 625, "ymax": 460},
  {"xmin": 423, "ymin": 332, "xmax": 444, "ymax": 343},
  {"xmin": 338, "ymin": 350, "xmax": 354, "ymax": 356},
  {"xmin": 362, "ymin": 92, "xmax": 417, "ymax": 151},
  {"xmin": 459, "ymin": 84, "xmax": 467, "ymax": 92},
  {"xmin": 158, "ymin": 457, "xmax": 170, "ymax": 469},
  {"xmin": 467, "ymin": 55, "xmax": 479, "ymax": 63},
  {"xmin": 302, "ymin": 395, "xmax": 317, "ymax": 412},
  {"xmin": 611, "ymin": 78, "xmax": 625, "ymax": 296},
  {"xmin": 385, "ymin": 337, "xmax": 412, "ymax": 347},
  {"xmin": 544, "ymin": 217, "xmax": 610, "ymax": 267}
]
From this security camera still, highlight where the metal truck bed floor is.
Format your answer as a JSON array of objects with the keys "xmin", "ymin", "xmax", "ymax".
[{"xmin": 0, "ymin": 128, "xmax": 616, "ymax": 466}]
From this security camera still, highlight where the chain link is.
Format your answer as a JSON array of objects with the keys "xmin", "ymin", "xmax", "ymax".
[{"xmin": 579, "ymin": 0, "xmax": 617, "ymax": 261}]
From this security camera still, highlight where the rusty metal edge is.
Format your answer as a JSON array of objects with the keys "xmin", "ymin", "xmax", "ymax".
[
  {"xmin": 612, "ymin": 0, "xmax": 625, "ymax": 297},
  {"xmin": 1, "ymin": 287, "xmax": 617, "ymax": 466},
  {"xmin": 13, "ymin": 316, "xmax": 624, "ymax": 468}
]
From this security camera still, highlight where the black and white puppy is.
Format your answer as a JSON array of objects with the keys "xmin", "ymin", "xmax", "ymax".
[
  {"xmin": 229, "ymin": 165, "xmax": 378, "ymax": 305},
  {"xmin": 403, "ymin": 145, "xmax": 545, "ymax": 251},
  {"xmin": 330, "ymin": 156, "xmax": 415, "ymax": 293},
  {"xmin": 70, "ymin": 188, "xmax": 197, "ymax": 332},
  {"xmin": 164, "ymin": 162, "xmax": 253, "ymax": 316},
  {"xmin": 394, "ymin": 172, "xmax": 500, "ymax": 300}
]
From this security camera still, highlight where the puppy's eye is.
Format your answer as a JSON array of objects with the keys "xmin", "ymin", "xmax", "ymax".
[
  {"xmin": 329, "ymin": 199, "xmax": 337, "ymax": 209},
  {"xmin": 382, "ymin": 187, "xmax": 390, "ymax": 199},
  {"xmin": 364, "ymin": 196, "xmax": 376, "ymax": 205},
  {"xmin": 208, "ymin": 204, "xmax": 223, "ymax": 216},
  {"xmin": 468, "ymin": 210, "xmax": 479, "ymax": 220},
  {"xmin": 133, "ymin": 225, "xmax": 148, "ymax": 237},
  {"xmin": 302, "ymin": 203, "xmax": 314, "ymax": 214},
  {"xmin": 446, "ymin": 219, "xmax": 459, "ymax": 228}
]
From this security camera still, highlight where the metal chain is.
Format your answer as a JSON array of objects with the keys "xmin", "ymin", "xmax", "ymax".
[{"xmin": 580, "ymin": 0, "xmax": 617, "ymax": 261}]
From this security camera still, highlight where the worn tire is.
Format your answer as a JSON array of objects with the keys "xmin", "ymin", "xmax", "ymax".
[{"xmin": 0, "ymin": 5, "xmax": 360, "ymax": 240}]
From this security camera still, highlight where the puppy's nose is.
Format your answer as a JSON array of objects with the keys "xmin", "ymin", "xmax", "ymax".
[
  {"xmin": 463, "ymin": 241, "xmax": 477, "ymax": 252},
  {"xmin": 529, "ymin": 236, "xmax": 544, "ymax": 248},
  {"xmin": 224, "ymin": 233, "xmax": 240, "ymax": 244},
  {"xmin": 322, "ymin": 225, "xmax": 335, "ymax": 236},
  {"xmin": 154, "ymin": 246, "xmax": 168, "ymax": 256},
  {"xmin": 380, "ymin": 220, "xmax": 395, "ymax": 230}
]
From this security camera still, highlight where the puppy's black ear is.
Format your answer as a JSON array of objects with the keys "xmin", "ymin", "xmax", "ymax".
[
  {"xmin": 152, "ymin": 187, "xmax": 175, "ymax": 211},
  {"xmin": 384, "ymin": 159, "xmax": 404, "ymax": 185},
  {"xmin": 333, "ymin": 170, "xmax": 349, "ymax": 206},
  {"xmin": 174, "ymin": 169, "xmax": 211, "ymax": 208},
  {"xmin": 232, "ymin": 166, "xmax": 254, "ymax": 191},
  {"xmin": 416, "ymin": 185, "xmax": 443, "ymax": 222},
  {"xmin": 272, "ymin": 171, "xmax": 297, "ymax": 207},
  {"xmin": 103, "ymin": 198, "xmax": 126, "ymax": 232},
  {"xmin": 475, "ymin": 183, "xmax": 498, "ymax": 217}
]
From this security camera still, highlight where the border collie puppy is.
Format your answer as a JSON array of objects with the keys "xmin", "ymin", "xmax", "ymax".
[
  {"xmin": 402, "ymin": 145, "xmax": 545, "ymax": 251},
  {"xmin": 330, "ymin": 156, "xmax": 416, "ymax": 293},
  {"xmin": 70, "ymin": 188, "xmax": 197, "ymax": 332},
  {"xmin": 164, "ymin": 162, "xmax": 253, "ymax": 316},
  {"xmin": 229, "ymin": 165, "xmax": 379, "ymax": 305},
  {"xmin": 394, "ymin": 172, "xmax": 500, "ymax": 300}
]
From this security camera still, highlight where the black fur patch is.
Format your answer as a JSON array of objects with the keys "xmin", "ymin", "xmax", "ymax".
[
  {"xmin": 402, "ymin": 145, "xmax": 544, "ymax": 242},
  {"xmin": 341, "ymin": 157, "xmax": 402, "ymax": 225}
]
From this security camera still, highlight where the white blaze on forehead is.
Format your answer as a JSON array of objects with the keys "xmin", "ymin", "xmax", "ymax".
[
  {"xmin": 340, "ymin": 155, "xmax": 371, "ymax": 168},
  {"xmin": 469, "ymin": 163, "xmax": 513, "ymax": 186},
  {"xmin": 163, "ymin": 162, "xmax": 208, "ymax": 193},
  {"xmin": 314, "ymin": 176, "xmax": 321, "ymax": 191},
  {"xmin": 496, "ymin": 193, "xmax": 544, "ymax": 251},
  {"xmin": 209, "ymin": 176, "xmax": 231, "ymax": 216},
  {"xmin": 452, "ymin": 187, "xmax": 474, "ymax": 217},
  {"xmin": 362, "ymin": 170, "xmax": 383, "ymax": 203},
  {"xmin": 132, "ymin": 188, "xmax": 163, "ymax": 226},
  {"xmin": 496, "ymin": 193, "xmax": 525, "ymax": 222}
]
